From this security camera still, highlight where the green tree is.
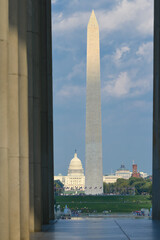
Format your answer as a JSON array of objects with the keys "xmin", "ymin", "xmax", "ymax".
[
  {"xmin": 54, "ymin": 180, "xmax": 64, "ymax": 196},
  {"xmin": 129, "ymin": 177, "xmax": 152, "ymax": 195},
  {"xmin": 103, "ymin": 177, "xmax": 152, "ymax": 196}
]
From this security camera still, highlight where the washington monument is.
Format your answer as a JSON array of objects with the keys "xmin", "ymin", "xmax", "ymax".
[{"xmin": 85, "ymin": 10, "xmax": 103, "ymax": 195}]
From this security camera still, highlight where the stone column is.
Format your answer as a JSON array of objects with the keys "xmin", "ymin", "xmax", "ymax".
[
  {"xmin": 27, "ymin": 0, "xmax": 34, "ymax": 230},
  {"xmin": 46, "ymin": 0, "xmax": 54, "ymax": 220},
  {"xmin": 153, "ymin": 0, "xmax": 160, "ymax": 220},
  {"xmin": 41, "ymin": 0, "xmax": 49, "ymax": 224},
  {"xmin": 18, "ymin": 0, "xmax": 30, "ymax": 238},
  {"xmin": 8, "ymin": 0, "xmax": 20, "ymax": 239},
  {"xmin": 40, "ymin": 0, "xmax": 54, "ymax": 223},
  {"xmin": 27, "ymin": 0, "xmax": 42, "ymax": 232},
  {"xmin": 28, "ymin": 0, "xmax": 54, "ymax": 229},
  {"xmin": 0, "ymin": 0, "xmax": 9, "ymax": 239}
]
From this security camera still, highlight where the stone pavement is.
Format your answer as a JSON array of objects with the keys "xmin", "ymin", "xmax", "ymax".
[{"xmin": 30, "ymin": 217, "xmax": 160, "ymax": 240}]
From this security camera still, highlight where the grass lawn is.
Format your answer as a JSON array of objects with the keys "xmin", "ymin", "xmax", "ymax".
[{"xmin": 55, "ymin": 195, "xmax": 152, "ymax": 213}]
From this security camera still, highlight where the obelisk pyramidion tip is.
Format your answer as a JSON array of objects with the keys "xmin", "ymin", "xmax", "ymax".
[{"xmin": 88, "ymin": 10, "xmax": 98, "ymax": 28}]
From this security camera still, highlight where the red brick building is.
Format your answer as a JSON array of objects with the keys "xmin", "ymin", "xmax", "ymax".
[{"xmin": 132, "ymin": 163, "xmax": 140, "ymax": 178}]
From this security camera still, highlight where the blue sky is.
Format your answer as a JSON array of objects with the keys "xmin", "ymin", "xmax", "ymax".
[{"xmin": 52, "ymin": 0, "xmax": 153, "ymax": 176}]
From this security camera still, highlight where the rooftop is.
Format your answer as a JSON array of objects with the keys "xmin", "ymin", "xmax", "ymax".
[{"xmin": 117, "ymin": 164, "xmax": 129, "ymax": 171}]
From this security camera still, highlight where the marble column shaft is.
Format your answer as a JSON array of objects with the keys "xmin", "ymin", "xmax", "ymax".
[
  {"xmin": 18, "ymin": 0, "xmax": 30, "ymax": 239},
  {"xmin": 153, "ymin": 0, "xmax": 160, "ymax": 220},
  {"xmin": 0, "ymin": 1, "xmax": 54, "ymax": 238},
  {"xmin": 41, "ymin": 0, "xmax": 54, "ymax": 223},
  {"xmin": 28, "ymin": 0, "xmax": 54, "ymax": 229},
  {"xmin": 8, "ymin": 0, "xmax": 20, "ymax": 239},
  {"xmin": 46, "ymin": 0, "xmax": 54, "ymax": 219},
  {"xmin": 28, "ymin": 0, "xmax": 42, "ymax": 232},
  {"xmin": 0, "ymin": 0, "xmax": 9, "ymax": 239},
  {"xmin": 41, "ymin": 0, "xmax": 49, "ymax": 224}
]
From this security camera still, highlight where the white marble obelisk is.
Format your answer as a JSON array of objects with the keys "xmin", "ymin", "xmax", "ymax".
[{"xmin": 85, "ymin": 10, "xmax": 103, "ymax": 195}]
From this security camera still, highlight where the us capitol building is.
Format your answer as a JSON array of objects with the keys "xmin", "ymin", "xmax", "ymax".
[
  {"xmin": 54, "ymin": 152, "xmax": 148, "ymax": 191},
  {"xmin": 54, "ymin": 152, "xmax": 85, "ymax": 191}
]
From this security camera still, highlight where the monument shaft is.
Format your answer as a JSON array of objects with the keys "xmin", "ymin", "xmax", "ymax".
[{"xmin": 85, "ymin": 11, "xmax": 103, "ymax": 195}]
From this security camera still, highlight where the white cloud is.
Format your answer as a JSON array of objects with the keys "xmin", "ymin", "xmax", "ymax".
[
  {"xmin": 52, "ymin": 0, "xmax": 153, "ymax": 36},
  {"xmin": 52, "ymin": 11, "xmax": 89, "ymax": 33},
  {"xmin": 98, "ymin": 0, "xmax": 153, "ymax": 35},
  {"xmin": 103, "ymin": 72, "xmax": 131, "ymax": 97},
  {"xmin": 56, "ymin": 85, "xmax": 85, "ymax": 98},
  {"xmin": 136, "ymin": 42, "xmax": 153, "ymax": 62},
  {"xmin": 114, "ymin": 46, "xmax": 130, "ymax": 62},
  {"xmin": 103, "ymin": 72, "xmax": 152, "ymax": 98},
  {"xmin": 53, "ymin": 44, "xmax": 75, "ymax": 53},
  {"xmin": 66, "ymin": 62, "xmax": 85, "ymax": 81},
  {"xmin": 53, "ymin": 62, "xmax": 85, "ymax": 84},
  {"xmin": 52, "ymin": 0, "xmax": 57, "ymax": 4}
]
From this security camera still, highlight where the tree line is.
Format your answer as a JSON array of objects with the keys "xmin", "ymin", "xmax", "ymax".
[
  {"xmin": 103, "ymin": 177, "xmax": 152, "ymax": 196},
  {"xmin": 54, "ymin": 177, "xmax": 152, "ymax": 196}
]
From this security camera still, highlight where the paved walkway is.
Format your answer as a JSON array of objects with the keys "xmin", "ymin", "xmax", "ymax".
[{"xmin": 30, "ymin": 217, "xmax": 160, "ymax": 240}]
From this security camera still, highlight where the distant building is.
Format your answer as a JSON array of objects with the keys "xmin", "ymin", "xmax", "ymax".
[
  {"xmin": 103, "ymin": 175, "xmax": 118, "ymax": 184},
  {"xmin": 115, "ymin": 164, "xmax": 132, "ymax": 179},
  {"xmin": 140, "ymin": 172, "xmax": 148, "ymax": 178},
  {"xmin": 103, "ymin": 163, "xmax": 148, "ymax": 184},
  {"xmin": 55, "ymin": 157, "xmax": 149, "ymax": 189},
  {"xmin": 54, "ymin": 152, "xmax": 85, "ymax": 191},
  {"xmin": 103, "ymin": 164, "xmax": 131, "ymax": 184},
  {"xmin": 132, "ymin": 163, "xmax": 141, "ymax": 178}
]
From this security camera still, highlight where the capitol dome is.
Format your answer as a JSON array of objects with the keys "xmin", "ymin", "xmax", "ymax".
[{"xmin": 68, "ymin": 152, "xmax": 84, "ymax": 176}]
